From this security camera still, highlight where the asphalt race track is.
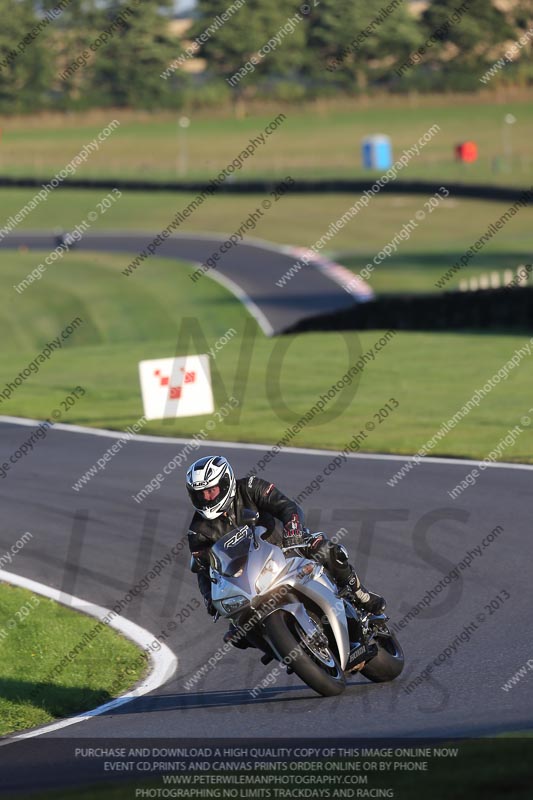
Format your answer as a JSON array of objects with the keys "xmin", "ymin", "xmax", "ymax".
[
  {"xmin": 1, "ymin": 416, "xmax": 532, "ymax": 792},
  {"xmin": 0, "ymin": 232, "xmax": 360, "ymax": 336}
]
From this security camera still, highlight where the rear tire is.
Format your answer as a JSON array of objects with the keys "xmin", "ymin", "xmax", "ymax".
[
  {"xmin": 264, "ymin": 610, "xmax": 346, "ymax": 697},
  {"xmin": 360, "ymin": 631, "xmax": 404, "ymax": 682}
]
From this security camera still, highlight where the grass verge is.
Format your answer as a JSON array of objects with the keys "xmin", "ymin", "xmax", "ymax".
[
  {"xmin": 1, "ymin": 189, "xmax": 532, "ymax": 295},
  {"xmin": 0, "ymin": 583, "xmax": 147, "ymax": 737},
  {"xmin": 1, "ymin": 96, "xmax": 533, "ymax": 186},
  {"xmin": 0, "ymin": 250, "xmax": 532, "ymax": 463}
]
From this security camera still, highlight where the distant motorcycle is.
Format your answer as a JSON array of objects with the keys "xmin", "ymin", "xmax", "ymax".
[
  {"xmin": 207, "ymin": 510, "xmax": 404, "ymax": 697},
  {"xmin": 54, "ymin": 230, "xmax": 76, "ymax": 249}
]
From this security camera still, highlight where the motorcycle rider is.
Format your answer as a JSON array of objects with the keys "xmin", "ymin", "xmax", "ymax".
[{"xmin": 186, "ymin": 455, "xmax": 385, "ymax": 646}]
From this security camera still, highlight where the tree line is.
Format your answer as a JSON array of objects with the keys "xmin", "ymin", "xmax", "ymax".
[{"xmin": 1, "ymin": 0, "xmax": 532, "ymax": 112}]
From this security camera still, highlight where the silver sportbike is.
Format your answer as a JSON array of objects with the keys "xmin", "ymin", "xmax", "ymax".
[{"xmin": 208, "ymin": 511, "xmax": 404, "ymax": 697}]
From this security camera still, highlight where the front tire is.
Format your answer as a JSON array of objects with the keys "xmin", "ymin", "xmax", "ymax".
[
  {"xmin": 360, "ymin": 631, "xmax": 404, "ymax": 682},
  {"xmin": 264, "ymin": 610, "xmax": 346, "ymax": 697}
]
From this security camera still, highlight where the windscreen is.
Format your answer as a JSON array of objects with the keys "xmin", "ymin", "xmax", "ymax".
[{"xmin": 210, "ymin": 526, "xmax": 253, "ymax": 576}]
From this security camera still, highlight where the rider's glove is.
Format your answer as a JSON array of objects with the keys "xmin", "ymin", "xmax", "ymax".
[
  {"xmin": 306, "ymin": 532, "xmax": 326, "ymax": 556},
  {"xmin": 283, "ymin": 514, "xmax": 305, "ymax": 548},
  {"xmin": 204, "ymin": 595, "xmax": 217, "ymax": 617}
]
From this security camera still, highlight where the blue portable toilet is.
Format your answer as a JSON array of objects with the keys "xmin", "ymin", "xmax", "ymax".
[{"xmin": 362, "ymin": 135, "xmax": 393, "ymax": 170}]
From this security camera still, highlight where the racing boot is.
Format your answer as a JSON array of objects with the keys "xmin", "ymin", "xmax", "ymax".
[
  {"xmin": 306, "ymin": 534, "xmax": 386, "ymax": 614},
  {"xmin": 339, "ymin": 571, "xmax": 386, "ymax": 615}
]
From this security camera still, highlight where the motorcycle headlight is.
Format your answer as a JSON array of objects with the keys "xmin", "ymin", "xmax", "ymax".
[
  {"xmin": 221, "ymin": 595, "xmax": 248, "ymax": 613},
  {"xmin": 255, "ymin": 557, "xmax": 282, "ymax": 594}
]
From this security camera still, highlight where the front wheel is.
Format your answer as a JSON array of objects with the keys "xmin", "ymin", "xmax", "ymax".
[
  {"xmin": 264, "ymin": 610, "xmax": 346, "ymax": 697},
  {"xmin": 360, "ymin": 630, "xmax": 404, "ymax": 682}
]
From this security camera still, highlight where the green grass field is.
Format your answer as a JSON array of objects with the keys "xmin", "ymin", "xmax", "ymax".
[
  {"xmin": 1, "ymin": 248, "xmax": 532, "ymax": 462},
  {"xmin": 1, "ymin": 170, "xmax": 531, "ymax": 462},
  {"xmin": 0, "ymin": 583, "xmax": 147, "ymax": 736},
  {"xmin": 1, "ymin": 95, "xmax": 533, "ymax": 186}
]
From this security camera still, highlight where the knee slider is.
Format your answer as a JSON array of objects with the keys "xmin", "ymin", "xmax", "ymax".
[{"xmin": 329, "ymin": 543, "xmax": 351, "ymax": 582}]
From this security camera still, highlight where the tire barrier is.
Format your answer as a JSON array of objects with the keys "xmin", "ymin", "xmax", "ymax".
[
  {"xmin": 285, "ymin": 287, "xmax": 533, "ymax": 334},
  {"xmin": 0, "ymin": 175, "xmax": 532, "ymax": 203}
]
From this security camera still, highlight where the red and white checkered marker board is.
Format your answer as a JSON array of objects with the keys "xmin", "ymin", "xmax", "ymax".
[{"xmin": 138, "ymin": 355, "xmax": 214, "ymax": 420}]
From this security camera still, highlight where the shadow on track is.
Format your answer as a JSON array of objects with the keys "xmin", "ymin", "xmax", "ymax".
[{"xmin": 101, "ymin": 680, "xmax": 367, "ymax": 716}]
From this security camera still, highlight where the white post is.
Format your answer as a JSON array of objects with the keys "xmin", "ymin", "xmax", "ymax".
[
  {"xmin": 503, "ymin": 113, "xmax": 516, "ymax": 167},
  {"xmin": 178, "ymin": 116, "xmax": 191, "ymax": 177}
]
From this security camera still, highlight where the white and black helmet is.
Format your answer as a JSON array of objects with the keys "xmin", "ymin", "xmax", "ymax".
[{"xmin": 186, "ymin": 455, "xmax": 236, "ymax": 520}]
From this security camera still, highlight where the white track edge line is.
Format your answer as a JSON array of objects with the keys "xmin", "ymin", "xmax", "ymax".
[
  {"xmin": 160, "ymin": 247, "xmax": 275, "ymax": 337},
  {"xmin": 203, "ymin": 268, "xmax": 275, "ymax": 337},
  {"xmin": 0, "ymin": 570, "xmax": 177, "ymax": 745},
  {"xmin": 4, "ymin": 232, "xmax": 350, "ymax": 336},
  {"xmin": 1, "ymin": 415, "xmax": 532, "ymax": 472},
  {"xmin": 3, "ymin": 232, "xmax": 286, "ymax": 337}
]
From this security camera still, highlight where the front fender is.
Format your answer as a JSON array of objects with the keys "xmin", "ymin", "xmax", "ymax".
[
  {"xmin": 260, "ymin": 589, "xmax": 350, "ymax": 670},
  {"xmin": 294, "ymin": 580, "xmax": 350, "ymax": 669},
  {"xmin": 261, "ymin": 602, "xmax": 316, "ymax": 664}
]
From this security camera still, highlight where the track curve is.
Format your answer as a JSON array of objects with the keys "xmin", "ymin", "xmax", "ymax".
[
  {"xmin": 1, "ymin": 417, "xmax": 531, "ymax": 759},
  {"xmin": 0, "ymin": 231, "xmax": 367, "ymax": 336}
]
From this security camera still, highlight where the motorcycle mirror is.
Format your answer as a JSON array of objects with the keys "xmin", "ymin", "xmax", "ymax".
[{"xmin": 240, "ymin": 508, "xmax": 259, "ymax": 528}]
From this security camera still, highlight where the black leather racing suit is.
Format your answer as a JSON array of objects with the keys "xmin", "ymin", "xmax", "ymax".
[
  {"xmin": 187, "ymin": 475, "xmax": 356, "ymax": 610},
  {"xmin": 188, "ymin": 476, "xmax": 303, "ymax": 606}
]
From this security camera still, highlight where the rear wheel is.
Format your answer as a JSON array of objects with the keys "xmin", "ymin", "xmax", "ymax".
[
  {"xmin": 360, "ymin": 630, "xmax": 404, "ymax": 682},
  {"xmin": 264, "ymin": 610, "xmax": 346, "ymax": 697}
]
